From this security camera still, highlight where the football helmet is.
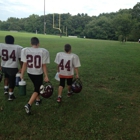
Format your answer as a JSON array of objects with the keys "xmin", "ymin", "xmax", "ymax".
[
  {"xmin": 71, "ymin": 78, "xmax": 82, "ymax": 93},
  {"xmin": 0, "ymin": 71, "xmax": 3, "ymax": 82},
  {"xmin": 40, "ymin": 81, "xmax": 53, "ymax": 98}
]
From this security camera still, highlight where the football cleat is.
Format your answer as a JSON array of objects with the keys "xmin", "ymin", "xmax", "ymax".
[
  {"xmin": 0, "ymin": 71, "xmax": 3, "ymax": 82},
  {"xmin": 67, "ymin": 91, "xmax": 73, "ymax": 97},
  {"xmin": 57, "ymin": 97, "xmax": 62, "ymax": 103},
  {"xmin": 35, "ymin": 99, "xmax": 42, "ymax": 105},
  {"xmin": 71, "ymin": 78, "xmax": 82, "ymax": 93},
  {"xmin": 8, "ymin": 94, "xmax": 16, "ymax": 101},
  {"xmin": 24, "ymin": 104, "xmax": 31, "ymax": 114},
  {"xmin": 4, "ymin": 88, "xmax": 9, "ymax": 95},
  {"xmin": 40, "ymin": 81, "xmax": 53, "ymax": 98}
]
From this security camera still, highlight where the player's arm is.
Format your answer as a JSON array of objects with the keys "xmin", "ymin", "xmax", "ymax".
[
  {"xmin": 18, "ymin": 58, "xmax": 23, "ymax": 73},
  {"xmin": 20, "ymin": 62, "xmax": 27, "ymax": 80},
  {"xmin": 0, "ymin": 50, "xmax": 1, "ymax": 70},
  {"xmin": 42, "ymin": 64, "xmax": 49, "ymax": 82},
  {"xmin": 73, "ymin": 54, "xmax": 81, "ymax": 79},
  {"xmin": 18, "ymin": 47, "xmax": 24, "ymax": 72},
  {"xmin": 0, "ymin": 56, "xmax": 1, "ymax": 71},
  {"xmin": 74, "ymin": 67, "xmax": 79, "ymax": 79}
]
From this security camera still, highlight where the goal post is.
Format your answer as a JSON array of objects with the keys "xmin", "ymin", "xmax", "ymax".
[{"xmin": 53, "ymin": 13, "xmax": 62, "ymax": 33}]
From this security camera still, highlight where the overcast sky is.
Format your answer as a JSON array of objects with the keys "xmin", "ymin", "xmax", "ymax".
[{"xmin": 0, "ymin": 0, "xmax": 138, "ymax": 21}]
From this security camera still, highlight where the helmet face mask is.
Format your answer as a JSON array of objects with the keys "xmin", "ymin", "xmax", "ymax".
[
  {"xmin": 71, "ymin": 78, "xmax": 82, "ymax": 93},
  {"xmin": 40, "ymin": 85, "xmax": 45, "ymax": 94},
  {"xmin": 40, "ymin": 82, "xmax": 53, "ymax": 98}
]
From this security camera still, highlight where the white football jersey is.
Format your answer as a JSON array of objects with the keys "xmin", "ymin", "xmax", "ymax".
[
  {"xmin": 54, "ymin": 52, "xmax": 81, "ymax": 76},
  {"xmin": 21, "ymin": 47, "xmax": 50, "ymax": 75},
  {"xmin": 0, "ymin": 43, "xmax": 23, "ymax": 68}
]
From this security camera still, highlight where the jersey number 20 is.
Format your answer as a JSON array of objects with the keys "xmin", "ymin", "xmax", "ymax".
[{"xmin": 27, "ymin": 55, "xmax": 41, "ymax": 68}]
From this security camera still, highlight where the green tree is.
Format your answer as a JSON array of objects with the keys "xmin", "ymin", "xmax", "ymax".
[
  {"xmin": 113, "ymin": 11, "xmax": 133, "ymax": 41},
  {"xmin": 84, "ymin": 16, "xmax": 116, "ymax": 40},
  {"xmin": 24, "ymin": 14, "xmax": 40, "ymax": 33},
  {"xmin": 132, "ymin": 2, "xmax": 140, "ymax": 21}
]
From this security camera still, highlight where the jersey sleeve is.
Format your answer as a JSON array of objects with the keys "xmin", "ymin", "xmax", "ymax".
[
  {"xmin": 54, "ymin": 53, "xmax": 60, "ymax": 65},
  {"xmin": 17, "ymin": 46, "xmax": 23, "ymax": 58},
  {"xmin": 21, "ymin": 48, "xmax": 27, "ymax": 62},
  {"xmin": 42, "ymin": 49, "xmax": 50, "ymax": 64},
  {"xmin": 0, "ymin": 44, "xmax": 2, "ymax": 57},
  {"xmin": 73, "ymin": 54, "xmax": 81, "ymax": 68}
]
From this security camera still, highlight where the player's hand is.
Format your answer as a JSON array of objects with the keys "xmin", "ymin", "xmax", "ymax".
[
  {"xmin": 75, "ymin": 74, "xmax": 79, "ymax": 79},
  {"xmin": 20, "ymin": 74, "xmax": 23, "ymax": 80},
  {"xmin": 18, "ymin": 69, "xmax": 22, "ymax": 73},
  {"xmin": 44, "ymin": 76, "xmax": 49, "ymax": 82}
]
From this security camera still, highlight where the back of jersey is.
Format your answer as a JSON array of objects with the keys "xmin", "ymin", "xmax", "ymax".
[
  {"xmin": 21, "ymin": 47, "xmax": 50, "ymax": 75},
  {"xmin": 0, "ymin": 43, "xmax": 23, "ymax": 68},
  {"xmin": 54, "ymin": 52, "xmax": 81, "ymax": 76}
]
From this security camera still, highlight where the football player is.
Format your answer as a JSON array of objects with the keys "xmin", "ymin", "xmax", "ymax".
[
  {"xmin": 20, "ymin": 37, "xmax": 50, "ymax": 114},
  {"xmin": 54, "ymin": 44, "xmax": 81, "ymax": 102},
  {"xmin": 0, "ymin": 35, "xmax": 23, "ymax": 100}
]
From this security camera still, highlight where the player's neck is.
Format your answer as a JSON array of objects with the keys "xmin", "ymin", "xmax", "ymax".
[
  {"xmin": 65, "ymin": 51, "xmax": 71, "ymax": 54},
  {"xmin": 32, "ymin": 45, "xmax": 38, "ymax": 48}
]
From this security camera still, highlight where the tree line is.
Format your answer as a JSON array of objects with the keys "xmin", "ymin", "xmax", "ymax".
[{"xmin": 0, "ymin": 2, "xmax": 140, "ymax": 41}]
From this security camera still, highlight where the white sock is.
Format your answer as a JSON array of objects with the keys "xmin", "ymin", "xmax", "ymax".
[
  {"xmin": 9, "ymin": 92, "xmax": 13, "ymax": 95},
  {"xmin": 4, "ymin": 86, "xmax": 9, "ymax": 89}
]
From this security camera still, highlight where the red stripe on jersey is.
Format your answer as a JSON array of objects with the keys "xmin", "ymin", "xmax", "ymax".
[{"xmin": 59, "ymin": 74, "xmax": 73, "ymax": 78}]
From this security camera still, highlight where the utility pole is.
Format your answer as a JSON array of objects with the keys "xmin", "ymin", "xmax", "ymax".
[{"xmin": 44, "ymin": 0, "xmax": 46, "ymax": 34}]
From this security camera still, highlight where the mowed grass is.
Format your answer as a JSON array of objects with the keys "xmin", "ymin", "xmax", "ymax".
[{"xmin": 0, "ymin": 31, "xmax": 140, "ymax": 140}]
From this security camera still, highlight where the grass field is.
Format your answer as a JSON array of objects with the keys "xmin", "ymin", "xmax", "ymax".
[{"xmin": 0, "ymin": 31, "xmax": 140, "ymax": 140}]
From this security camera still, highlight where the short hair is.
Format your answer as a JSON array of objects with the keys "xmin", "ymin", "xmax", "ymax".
[
  {"xmin": 31, "ymin": 37, "xmax": 39, "ymax": 45},
  {"xmin": 5, "ymin": 35, "xmax": 14, "ymax": 44},
  {"xmin": 64, "ymin": 44, "xmax": 71, "ymax": 52}
]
